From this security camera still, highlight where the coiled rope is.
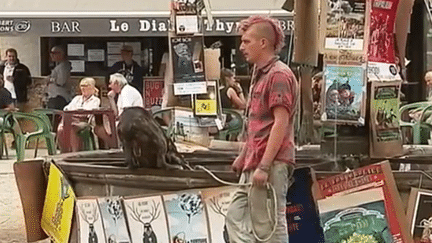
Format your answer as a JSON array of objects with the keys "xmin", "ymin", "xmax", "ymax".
[{"xmin": 195, "ymin": 165, "xmax": 278, "ymax": 242}]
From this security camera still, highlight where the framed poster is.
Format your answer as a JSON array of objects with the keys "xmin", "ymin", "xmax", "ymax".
[
  {"xmin": 201, "ymin": 186, "xmax": 237, "ymax": 243},
  {"xmin": 97, "ymin": 196, "xmax": 131, "ymax": 243},
  {"xmin": 322, "ymin": 63, "xmax": 366, "ymax": 124},
  {"xmin": 76, "ymin": 198, "xmax": 106, "ymax": 243},
  {"xmin": 407, "ymin": 188, "xmax": 432, "ymax": 243},
  {"xmin": 124, "ymin": 195, "xmax": 170, "ymax": 243},
  {"xmin": 171, "ymin": 36, "xmax": 205, "ymax": 83},
  {"xmin": 163, "ymin": 191, "xmax": 209, "ymax": 243},
  {"xmin": 318, "ymin": 188, "xmax": 393, "ymax": 243},
  {"xmin": 369, "ymin": 81, "xmax": 403, "ymax": 158},
  {"xmin": 323, "ymin": 0, "xmax": 367, "ymax": 51}
]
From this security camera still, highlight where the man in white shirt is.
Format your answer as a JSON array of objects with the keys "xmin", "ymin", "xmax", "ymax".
[
  {"xmin": 94, "ymin": 73, "xmax": 143, "ymax": 148},
  {"xmin": 107, "ymin": 73, "xmax": 143, "ymax": 117}
]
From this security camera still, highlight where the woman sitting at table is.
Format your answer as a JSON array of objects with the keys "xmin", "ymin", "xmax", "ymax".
[{"xmin": 57, "ymin": 77, "xmax": 100, "ymax": 152}]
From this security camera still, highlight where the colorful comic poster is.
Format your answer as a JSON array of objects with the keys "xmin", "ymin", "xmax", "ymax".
[
  {"xmin": 316, "ymin": 161, "xmax": 413, "ymax": 243},
  {"xmin": 171, "ymin": 36, "xmax": 205, "ymax": 83},
  {"xmin": 41, "ymin": 163, "xmax": 76, "ymax": 243},
  {"xmin": 76, "ymin": 198, "xmax": 106, "ymax": 243},
  {"xmin": 97, "ymin": 196, "xmax": 131, "ymax": 243},
  {"xmin": 322, "ymin": 64, "xmax": 366, "ymax": 124},
  {"xmin": 407, "ymin": 188, "xmax": 432, "ymax": 243},
  {"xmin": 324, "ymin": 0, "xmax": 367, "ymax": 51},
  {"xmin": 201, "ymin": 186, "xmax": 237, "ymax": 243},
  {"xmin": 164, "ymin": 191, "xmax": 209, "ymax": 243},
  {"xmin": 286, "ymin": 167, "xmax": 325, "ymax": 242},
  {"xmin": 367, "ymin": 62, "xmax": 401, "ymax": 81},
  {"xmin": 123, "ymin": 195, "xmax": 170, "ymax": 243},
  {"xmin": 370, "ymin": 81, "xmax": 403, "ymax": 158},
  {"xmin": 368, "ymin": 0, "xmax": 399, "ymax": 63},
  {"xmin": 318, "ymin": 188, "xmax": 393, "ymax": 243}
]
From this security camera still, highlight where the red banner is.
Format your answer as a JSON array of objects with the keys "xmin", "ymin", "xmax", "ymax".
[{"xmin": 368, "ymin": 0, "xmax": 400, "ymax": 63}]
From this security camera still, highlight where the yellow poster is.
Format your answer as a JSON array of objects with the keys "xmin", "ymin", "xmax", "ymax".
[
  {"xmin": 195, "ymin": 99, "xmax": 217, "ymax": 116},
  {"xmin": 41, "ymin": 163, "xmax": 75, "ymax": 243}
]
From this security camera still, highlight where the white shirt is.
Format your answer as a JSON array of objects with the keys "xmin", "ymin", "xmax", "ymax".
[
  {"xmin": 3, "ymin": 63, "xmax": 16, "ymax": 99},
  {"xmin": 64, "ymin": 95, "xmax": 100, "ymax": 111},
  {"xmin": 117, "ymin": 84, "xmax": 143, "ymax": 116}
]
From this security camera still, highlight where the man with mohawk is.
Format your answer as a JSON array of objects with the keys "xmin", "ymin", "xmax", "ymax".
[{"xmin": 225, "ymin": 15, "xmax": 298, "ymax": 242}]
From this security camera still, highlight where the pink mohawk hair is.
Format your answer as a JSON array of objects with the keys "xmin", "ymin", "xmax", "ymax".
[{"xmin": 238, "ymin": 15, "xmax": 285, "ymax": 53}]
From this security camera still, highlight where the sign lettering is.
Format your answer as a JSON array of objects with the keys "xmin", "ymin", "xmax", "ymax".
[{"xmin": 51, "ymin": 20, "xmax": 81, "ymax": 33}]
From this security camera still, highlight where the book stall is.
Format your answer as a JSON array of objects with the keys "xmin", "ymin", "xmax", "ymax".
[{"xmin": 14, "ymin": 0, "xmax": 432, "ymax": 243}]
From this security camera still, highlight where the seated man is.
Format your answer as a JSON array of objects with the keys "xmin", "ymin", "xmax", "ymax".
[
  {"xmin": 57, "ymin": 77, "xmax": 100, "ymax": 152},
  {"xmin": 94, "ymin": 73, "xmax": 143, "ymax": 148}
]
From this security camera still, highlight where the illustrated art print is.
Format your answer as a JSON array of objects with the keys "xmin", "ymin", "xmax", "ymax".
[
  {"xmin": 201, "ymin": 186, "xmax": 237, "ymax": 243},
  {"xmin": 323, "ymin": 0, "xmax": 368, "ymax": 51},
  {"xmin": 322, "ymin": 64, "xmax": 366, "ymax": 124},
  {"xmin": 76, "ymin": 198, "xmax": 106, "ymax": 243},
  {"xmin": 368, "ymin": 0, "xmax": 399, "ymax": 63},
  {"xmin": 171, "ymin": 36, "xmax": 205, "ymax": 83},
  {"xmin": 164, "ymin": 191, "xmax": 209, "ymax": 243},
  {"xmin": 369, "ymin": 81, "xmax": 403, "ymax": 158},
  {"xmin": 41, "ymin": 163, "xmax": 76, "ymax": 243},
  {"xmin": 318, "ymin": 188, "xmax": 393, "ymax": 243},
  {"xmin": 123, "ymin": 195, "xmax": 170, "ymax": 243},
  {"xmin": 97, "ymin": 196, "xmax": 131, "ymax": 243}
]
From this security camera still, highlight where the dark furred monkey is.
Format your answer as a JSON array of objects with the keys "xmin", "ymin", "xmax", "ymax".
[{"xmin": 117, "ymin": 107, "xmax": 189, "ymax": 170}]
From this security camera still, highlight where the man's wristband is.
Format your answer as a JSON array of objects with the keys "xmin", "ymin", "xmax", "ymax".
[{"xmin": 258, "ymin": 164, "xmax": 271, "ymax": 173}]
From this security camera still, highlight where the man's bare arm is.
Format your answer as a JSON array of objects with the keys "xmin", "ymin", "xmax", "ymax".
[{"xmin": 258, "ymin": 106, "xmax": 289, "ymax": 170}]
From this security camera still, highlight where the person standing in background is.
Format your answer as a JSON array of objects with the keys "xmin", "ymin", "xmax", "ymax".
[
  {"xmin": 109, "ymin": 45, "xmax": 144, "ymax": 95},
  {"xmin": 46, "ymin": 46, "xmax": 72, "ymax": 110},
  {"xmin": 0, "ymin": 48, "xmax": 32, "ymax": 108}
]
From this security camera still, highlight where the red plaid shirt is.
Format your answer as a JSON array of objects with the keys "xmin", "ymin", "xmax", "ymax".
[{"xmin": 239, "ymin": 58, "xmax": 298, "ymax": 171}]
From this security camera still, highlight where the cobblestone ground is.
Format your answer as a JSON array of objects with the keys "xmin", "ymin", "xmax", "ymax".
[{"xmin": 0, "ymin": 149, "xmax": 51, "ymax": 243}]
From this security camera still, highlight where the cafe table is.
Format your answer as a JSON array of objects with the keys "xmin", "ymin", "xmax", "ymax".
[{"xmin": 61, "ymin": 108, "xmax": 118, "ymax": 152}]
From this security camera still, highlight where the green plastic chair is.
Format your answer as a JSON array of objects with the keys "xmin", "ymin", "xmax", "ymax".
[
  {"xmin": 3, "ymin": 111, "xmax": 57, "ymax": 161},
  {"xmin": 77, "ymin": 125, "xmax": 96, "ymax": 151},
  {"xmin": 32, "ymin": 109, "xmax": 63, "ymax": 157},
  {"xmin": 0, "ymin": 110, "xmax": 12, "ymax": 159},
  {"xmin": 399, "ymin": 101, "xmax": 432, "ymax": 144},
  {"xmin": 216, "ymin": 109, "xmax": 244, "ymax": 141}
]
